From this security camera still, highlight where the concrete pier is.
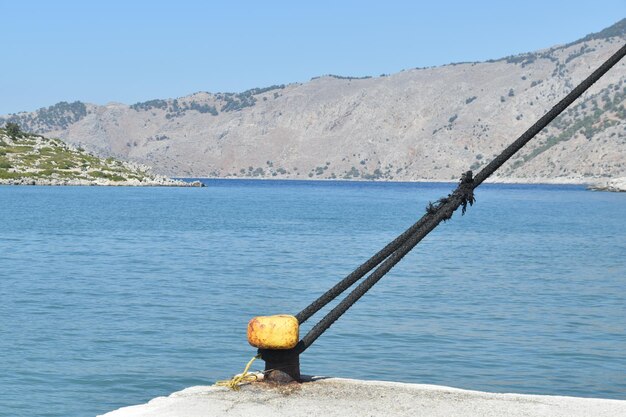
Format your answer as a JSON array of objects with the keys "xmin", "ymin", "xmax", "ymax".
[{"xmin": 100, "ymin": 377, "xmax": 626, "ymax": 417}]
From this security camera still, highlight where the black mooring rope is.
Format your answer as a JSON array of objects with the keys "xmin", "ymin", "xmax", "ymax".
[
  {"xmin": 294, "ymin": 42, "xmax": 626, "ymax": 353},
  {"xmin": 295, "ymin": 215, "xmax": 431, "ymax": 324},
  {"xmin": 473, "ymin": 42, "xmax": 626, "ymax": 187},
  {"xmin": 299, "ymin": 172, "xmax": 475, "ymax": 351}
]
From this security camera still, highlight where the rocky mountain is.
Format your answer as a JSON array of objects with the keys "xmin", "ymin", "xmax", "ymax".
[{"xmin": 2, "ymin": 19, "xmax": 625, "ymax": 182}]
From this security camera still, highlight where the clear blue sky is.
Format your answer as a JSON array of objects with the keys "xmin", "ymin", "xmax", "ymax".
[{"xmin": 1, "ymin": 0, "xmax": 624, "ymax": 115}]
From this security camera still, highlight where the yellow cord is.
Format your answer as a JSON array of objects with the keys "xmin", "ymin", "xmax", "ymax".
[{"xmin": 215, "ymin": 354, "xmax": 261, "ymax": 390}]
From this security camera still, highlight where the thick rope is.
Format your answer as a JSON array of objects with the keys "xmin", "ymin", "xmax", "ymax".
[
  {"xmin": 300, "ymin": 172, "xmax": 474, "ymax": 350},
  {"xmin": 297, "ymin": 42, "xmax": 626, "ymax": 352},
  {"xmin": 473, "ymin": 42, "xmax": 626, "ymax": 187},
  {"xmin": 295, "ymin": 215, "xmax": 430, "ymax": 324}
]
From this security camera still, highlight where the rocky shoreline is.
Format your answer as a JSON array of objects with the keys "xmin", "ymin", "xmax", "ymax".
[
  {"xmin": 587, "ymin": 177, "xmax": 626, "ymax": 192},
  {"xmin": 8, "ymin": 175, "xmax": 622, "ymax": 190},
  {"xmin": 0, "ymin": 177, "xmax": 203, "ymax": 187}
]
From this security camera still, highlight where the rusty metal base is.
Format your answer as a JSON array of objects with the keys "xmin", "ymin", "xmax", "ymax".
[{"xmin": 258, "ymin": 347, "xmax": 301, "ymax": 383}]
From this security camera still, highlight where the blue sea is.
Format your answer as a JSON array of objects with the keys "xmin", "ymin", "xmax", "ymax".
[{"xmin": 1, "ymin": 179, "xmax": 625, "ymax": 417}]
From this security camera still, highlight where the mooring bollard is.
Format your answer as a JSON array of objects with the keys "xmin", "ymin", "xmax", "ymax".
[{"xmin": 247, "ymin": 315, "xmax": 302, "ymax": 382}]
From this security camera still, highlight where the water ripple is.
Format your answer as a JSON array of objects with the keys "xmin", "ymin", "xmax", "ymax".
[{"xmin": 0, "ymin": 181, "xmax": 624, "ymax": 417}]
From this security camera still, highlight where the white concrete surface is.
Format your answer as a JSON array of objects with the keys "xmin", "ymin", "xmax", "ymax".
[{"xmin": 100, "ymin": 377, "xmax": 626, "ymax": 417}]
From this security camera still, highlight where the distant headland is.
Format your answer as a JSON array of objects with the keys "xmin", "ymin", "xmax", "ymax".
[{"xmin": 0, "ymin": 124, "xmax": 202, "ymax": 187}]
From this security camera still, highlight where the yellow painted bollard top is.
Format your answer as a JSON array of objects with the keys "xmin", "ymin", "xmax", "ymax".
[{"xmin": 247, "ymin": 314, "xmax": 299, "ymax": 349}]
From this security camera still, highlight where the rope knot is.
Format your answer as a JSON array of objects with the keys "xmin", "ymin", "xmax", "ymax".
[
  {"xmin": 425, "ymin": 171, "xmax": 475, "ymax": 219},
  {"xmin": 457, "ymin": 170, "xmax": 475, "ymax": 215}
]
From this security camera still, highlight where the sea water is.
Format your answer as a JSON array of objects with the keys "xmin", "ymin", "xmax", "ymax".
[{"xmin": 1, "ymin": 180, "xmax": 624, "ymax": 417}]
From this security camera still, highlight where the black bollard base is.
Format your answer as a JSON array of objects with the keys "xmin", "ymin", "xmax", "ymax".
[{"xmin": 258, "ymin": 346, "xmax": 301, "ymax": 383}]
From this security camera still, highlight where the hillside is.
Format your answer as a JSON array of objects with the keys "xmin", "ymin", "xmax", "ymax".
[
  {"xmin": 2, "ymin": 19, "xmax": 625, "ymax": 183},
  {"xmin": 0, "ymin": 125, "xmax": 200, "ymax": 186}
]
